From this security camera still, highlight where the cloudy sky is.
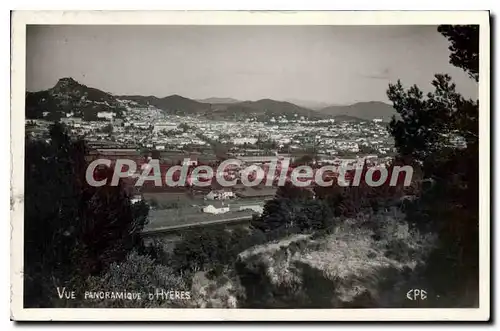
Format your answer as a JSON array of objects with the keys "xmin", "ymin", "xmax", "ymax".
[{"xmin": 26, "ymin": 25, "xmax": 478, "ymax": 104}]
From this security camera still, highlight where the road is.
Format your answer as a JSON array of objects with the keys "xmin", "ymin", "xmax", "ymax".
[
  {"xmin": 140, "ymin": 198, "xmax": 266, "ymax": 236},
  {"xmin": 141, "ymin": 214, "xmax": 254, "ymax": 235}
]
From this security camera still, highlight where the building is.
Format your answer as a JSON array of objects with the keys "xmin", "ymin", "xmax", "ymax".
[
  {"xmin": 97, "ymin": 111, "xmax": 115, "ymax": 120},
  {"xmin": 60, "ymin": 117, "xmax": 83, "ymax": 125},
  {"xmin": 182, "ymin": 155, "xmax": 198, "ymax": 167},
  {"xmin": 130, "ymin": 195, "xmax": 143, "ymax": 204},
  {"xmin": 232, "ymin": 137, "xmax": 258, "ymax": 145},
  {"xmin": 206, "ymin": 189, "xmax": 235, "ymax": 200},
  {"xmin": 131, "ymin": 121, "xmax": 150, "ymax": 129},
  {"xmin": 202, "ymin": 201, "xmax": 230, "ymax": 214},
  {"xmin": 153, "ymin": 122, "xmax": 178, "ymax": 134}
]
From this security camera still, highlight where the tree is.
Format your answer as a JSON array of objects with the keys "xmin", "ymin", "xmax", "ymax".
[
  {"xmin": 101, "ymin": 123, "xmax": 113, "ymax": 134},
  {"xmin": 437, "ymin": 25, "xmax": 479, "ymax": 82},
  {"xmin": 171, "ymin": 226, "xmax": 249, "ymax": 277},
  {"xmin": 387, "ymin": 74, "xmax": 478, "ymax": 165},
  {"xmin": 24, "ymin": 122, "xmax": 150, "ymax": 307},
  {"xmin": 82, "ymin": 251, "xmax": 188, "ymax": 308},
  {"xmin": 293, "ymin": 154, "xmax": 314, "ymax": 166},
  {"xmin": 250, "ymin": 183, "xmax": 333, "ymax": 234},
  {"xmin": 385, "ymin": 25, "xmax": 479, "ymax": 303},
  {"xmin": 213, "ymin": 143, "xmax": 229, "ymax": 161}
]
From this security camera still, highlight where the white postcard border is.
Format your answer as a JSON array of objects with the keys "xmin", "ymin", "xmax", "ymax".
[{"xmin": 10, "ymin": 10, "xmax": 491, "ymax": 321}]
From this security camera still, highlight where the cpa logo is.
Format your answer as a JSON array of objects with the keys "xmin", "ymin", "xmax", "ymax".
[{"xmin": 407, "ymin": 289, "xmax": 427, "ymax": 301}]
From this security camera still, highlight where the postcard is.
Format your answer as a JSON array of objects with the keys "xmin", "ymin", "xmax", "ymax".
[{"xmin": 10, "ymin": 10, "xmax": 490, "ymax": 321}]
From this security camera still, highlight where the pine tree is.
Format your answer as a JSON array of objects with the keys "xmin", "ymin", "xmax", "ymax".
[
  {"xmin": 24, "ymin": 122, "xmax": 150, "ymax": 307},
  {"xmin": 385, "ymin": 25, "xmax": 480, "ymax": 303}
]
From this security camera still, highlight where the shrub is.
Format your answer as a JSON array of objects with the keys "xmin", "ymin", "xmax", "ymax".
[{"xmin": 82, "ymin": 251, "xmax": 189, "ymax": 308}]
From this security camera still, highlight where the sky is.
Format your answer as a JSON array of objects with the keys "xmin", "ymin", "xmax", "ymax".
[{"xmin": 26, "ymin": 25, "xmax": 478, "ymax": 105}]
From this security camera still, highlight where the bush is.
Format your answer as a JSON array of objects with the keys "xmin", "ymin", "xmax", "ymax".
[
  {"xmin": 24, "ymin": 123, "xmax": 150, "ymax": 307},
  {"xmin": 82, "ymin": 251, "xmax": 189, "ymax": 308}
]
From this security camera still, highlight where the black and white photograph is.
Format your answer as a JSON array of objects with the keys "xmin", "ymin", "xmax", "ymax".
[{"xmin": 10, "ymin": 11, "xmax": 490, "ymax": 321}]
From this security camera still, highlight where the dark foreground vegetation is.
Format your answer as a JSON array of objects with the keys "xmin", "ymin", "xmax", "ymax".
[{"xmin": 23, "ymin": 25, "xmax": 479, "ymax": 308}]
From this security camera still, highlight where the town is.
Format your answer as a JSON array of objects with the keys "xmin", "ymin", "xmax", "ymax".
[
  {"xmin": 25, "ymin": 97, "xmax": 398, "ymax": 233},
  {"xmin": 20, "ymin": 21, "xmax": 482, "ymax": 312}
]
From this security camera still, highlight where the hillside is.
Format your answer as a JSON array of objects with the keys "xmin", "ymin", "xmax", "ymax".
[
  {"xmin": 235, "ymin": 212, "xmax": 436, "ymax": 308},
  {"xmin": 284, "ymin": 98, "xmax": 335, "ymax": 110},
  {"xmin": 117, "ymin": 95, "xmax": 162, "ymax": 106},
  {"xmin": 26, "ymin": 77, "xmax": 126, "ymax": 121},
  {"xmin": 332, "ymin": 114, "xmax": 366, "ymax": 122},
  {"xmin": 119, "ymin": 94, "xmax": 211, "ymax": 115},
  {"xmin": 152, "ymin": 94, "xmax": 211, "ymax": 115},
  {"xmin": 217, "ymin": 99, "xmax": 325, "ymax": 120},
  {"xmin": 119, "ymin": 94, "xmax": 327, "ymax": 120},
  {"xmin": 319, "ymin": 101, "xmax": 397, "ymax": 121},
  {"xmin": 26, "ymin": 77, "xmax": 396, "ymax": 122}
]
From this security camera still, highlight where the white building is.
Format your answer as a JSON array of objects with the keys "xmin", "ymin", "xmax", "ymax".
[
  {"xmin": 182, "ymin": 156, "xmax": 198, "ymax": 167},
  {"xmin": 132, "ymin": 121, "xmax": 150, "ymax": 129},
  {"xmin": 203, "ymin": 202, "xmax": 230, "ymax": 214},
  {"xmin": 232, "ymin": 137, "xmax": 258, "ymax": 145},
  {"xmin": 206, "ymin": 189, "xmax": 235, "ymax": 200},
  {"xmin": 130, "ymin": 195, "xmax": 142, "ymax": 204},
  {"xmin": 153, "ymin": 122, "xmax": 178, "ymax": 134},
  {"xmin": 97, "ymin": 111, "xmax": 115, "ymax": 120}
]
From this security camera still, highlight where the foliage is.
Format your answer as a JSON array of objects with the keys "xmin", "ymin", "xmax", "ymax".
[
  {"xmin": 170, "ymin": 226, "xmax": 267, "ymax": 277},
  {"xmin": 237, "ymin": 210, "xmax": 436, "ymax": 308},
  {"xmin": 385, "ymin": 25, "xmax": 479, "ymax": 303},
  {"xmin": 250, "ymin": 182, "xmax": 333, "ymax": 234},
  {"xmin": 24, "ymin": 122, "xmax": 150, "ymax": 307},
  {"xmin": 437, "ymin": 25, "xmax": 479, "ymax": 82},
  {"xmin": 387, "ymin": 74, "xmax": 477, "ymax": 163},
  {"xmin": 101, "ymin": 123, "xmax": 113, "ymax": 134},
  {"xmin": 81, "ymin": 251, "xmax": 189, "ymax": 308},
  {"xmin": 152, "ymin": 24, "xmax": 481, "ymax": 308}
]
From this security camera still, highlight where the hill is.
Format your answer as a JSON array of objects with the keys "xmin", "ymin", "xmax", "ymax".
[
  {"xmin": 236, "ymin": 213, "xmax": 435, "ymax": 308},
  {"xmin": 283, "ymin": 98, "xmax": 335, "ymax": 110},
  {"xmin": 332, "ymin": 114, "xmax": 366, "ymax": 122},
  {"xmin": 26, "ymin": 78, "xmax": 396, "ymax": 122},
  {"xmin": 215, "ymin": 99, "xmax": 325, "ymax": 120},
  {"xmin": 117, "ymin": 95, "xmax": 162, "ymax": 106},
  {"xmin": 151, "ymin": 94, "xmax": 211, "ymax": 115},
  {"xmin": 319, "ymin": 101, "xmax": 397, "ymax": 121},
  {"xmin": 119, "ymin": 94, "xmax": 211, "ymax": 115},
  {"xmin": 119, "ymin": 95, "xmax": 326, "ymax": 120},
  {"xmin": 26, "ymin": 77, "xmax": 126, "ymax": 121}
]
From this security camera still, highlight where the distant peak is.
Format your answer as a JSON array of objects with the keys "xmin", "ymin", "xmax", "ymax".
[
  {"xmin": 166, "ymin": 94, "xmax": 185, "ymax": 99},
  {"xmin": 53, "ymin": 77, "xmax": 81, "ymax": 89},
  {"xmin": 352, "ymin": 101, "xmax": 390, "ymax": 106},
  {"xmin": 57, "ymin": 77, "xmax": 79, "ymax": 84}
]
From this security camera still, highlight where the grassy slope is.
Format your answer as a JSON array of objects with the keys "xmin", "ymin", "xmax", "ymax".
[{"xmin": 235, "ymin": 209, "xmax": 437, "ymax": 308}]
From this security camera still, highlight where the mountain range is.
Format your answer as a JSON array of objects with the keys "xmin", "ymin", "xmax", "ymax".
[
  {"xmin": 26, "ymin": 77, "xmax": 127, "ymax": 121},
  {"xmin": 283, "ymin": 98, "xmax": 338, "ymax": 110},
  {"xmin": 196, "ymin": 97, "xmax": 242, "ymax": 104},
  {"xmin": 26, "ymin": 78, "xmax": 397, "ymax": 122},
  {"xmin": 318, "ymin": 101, "xmax": 397, "ymax": 121}
]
